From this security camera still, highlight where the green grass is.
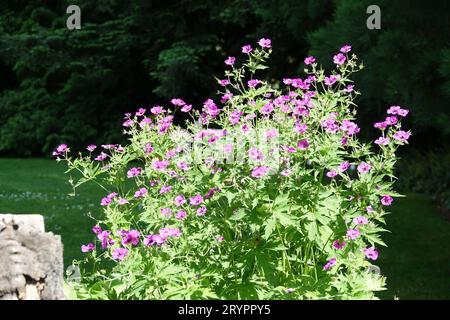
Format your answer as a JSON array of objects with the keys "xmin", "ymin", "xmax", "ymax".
[
  {"xmin": 0, "ymin": 158, "xmax": 449, "ymax": 299},
  {"xmin": 377, "ymin": 193, "xmax": 450, "ymax": 299}
]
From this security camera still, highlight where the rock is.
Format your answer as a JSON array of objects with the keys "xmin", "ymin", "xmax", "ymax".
[{"xmin": 0, "ymin": 214, "xmax": 65, "ymax": 300}]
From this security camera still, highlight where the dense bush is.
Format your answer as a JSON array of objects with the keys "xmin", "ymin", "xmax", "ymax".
[
  {"xmin": 396, "ymin": 150, "xmax": 450, "ymax": 212},
  {"xmin": 57, "ymin": 40, "xmax": 411, "ymax": 299}
]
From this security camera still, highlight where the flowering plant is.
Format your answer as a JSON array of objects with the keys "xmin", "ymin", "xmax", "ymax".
[{"xmin": 56, "ymin": 39, "xmax": 411, "ymax": 299}]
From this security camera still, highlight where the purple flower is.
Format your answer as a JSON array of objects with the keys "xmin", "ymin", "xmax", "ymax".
[
  {"xmin": 242, "ymin": 45, "xmax": 253, "ymax": 54},
  {"xmin": 385, "ymin": 116, "xmax": 398, "ymax": 126},
  {"xmin": 100, "ymin": 192, "xmax": 117, "ymax": 206},
  {"xmin": 326, "ymin": 170, "xmax": 338, "ymax": 178},
  {"xmin": 341, "ymin": 120, "xmax": 360, "ymax": 135},
  {"xmin": 160, "ymin": 227, "xmax": 182, "ymax": 238},
  {"xmin": 101, "ymin": 197, "xmax": 112, "ymax": 206},
  {"xmin": 174, "ymin": 194, "xmax": 186, "ymax": 206},
  {"xmin": 135, "ymin": 108, "xmax": 146, "ymax": 116},
  {"xmin": 364, "ymin": 247, "xmax": 379, "ymax": 260},
  {"xmin": 294, "ymin": 123, "xmax": 307, "ymax": 134},
  {"xmin": 258, "ymin": 38, "xmax": 272, "ymax": 48},
  {"xmin": 160, "ymin": 207, "xmax": 173, "ymax": 217},
  {"xmin": 152, "ymin": 159, "xmax": 170, "ymax": 171},
  {"xmin": 333, "ymin": 53, "xmax": 346, "ymax": 65},
  {"xmin": 393, "ymin": 130, "xmax": 411, "ymax": 142},
  {"xmin": 87, "ymin": 144, "xmax": 97, "ymax": 152},
  {"xmin": 247, "ymin": 79, "xmax": 261, "ymax": 88},
  {"xmin": 344, "ymin": 84, "xmax": 354, "ymax": 93},
  {"xmin": 112, "ymin": 247, "xmax": 129, "ymax": 261},
  {"xmin": 219, "ymin": 79, "xmax": 230, "ymax": 86},
  {"xmin": 94, "ymin": 152, "xmax": 108, "ymax": 161},
  {"xmin": 144, "ymin": 143, "xmax": 154, "ymax": 155},
  {"xmin": 304, "ymin": 56, "xmax": 316, "ymax": 65},
  {"xmin": 181, "ymin": 104, "xmax": 192, "ymax": 112},
  {"xmin": 248, "ymin": 147, "xmax": 265, "ymax": 161},
  {"xmin": 176, "ymin": 210, "xmax": 187, "ymax": 220},
  {"xmin": 297, "ymin": 139, "xmax": 309, "ymax": 150},
  {"xmin": 81, "ymin": 243, "xmax": 95, "ymax": 253},
  {"xmin": 144, "ymin": 234, "xmax": 166, "ymax": 246},
  {"xmin": 375, "ymin": 137, "xmax": 390, "ymax": 146},
  {"xmin": 177, "ymin": 161, "xmax": 189, "ymax": 171},
  {"xmin": 340, "ymin": 45, "xmax": 352, "ymax": 53},
  {"xmin": 323, "ymin": 258, "xmax": 337, "ymax": 271},
  {"xmin": 225, "ymin": 56, "xmax": 236, "ymax": 65},
  {"xmin": 97, "ymin": 231, "xmax": 114, "ymax": 249},
  {"xmin": 120, "ymin": 229, "xmax": 140, "ymax": 246},
  {"xmin": 387, "ymin": 106, "xmax": 409, "ymax": 117},
  {"xmin": 118, "ymin": 198, "xmax": 129, "ymax": 205},
  {"xmin": 357, "ymin": 162, "xmax": 371, "ymax": 174},
  {"xmin": 197, "ymin": 206, "xmax": 207, "ymax": 216},
  {"xmin": 324, "ymin": 75, "xmax": 339, "ymax": 86},
  {"xmin": 92, "ymin": 225, "xmax": 102, "ymax": 234},
  {"xmin": 374, "ymin": 121, "xmax": 388, "ymax": 130},
  {"xmin": 251, "ymin": 166, "xmax": 271, "ymax": 178},
  {"xmin": 366, "ymin": 205, "xmax": 374, "ymax": 213},
  {"xmin": 260, "ymin": 102, "xmax": 274, "ymax": 115},
  {"xmin": 189, "ymin": 194, "xmax": 204, "ymax": 206},
  {"xmin": 53, "ymin": 144, "xmax": 69, "ymax": 156},
  {"xmin": 127, "ymin": 167, "xmax": 142, "ymax": 178},
  {"xmin": 123, "ymin": 119, "xmax": 133, "ymax": 127},
  {"xmin": 159, "ymin": 185, "xmax": 172, "ymax": 194},
  {"xmin": 151, "ymin": 106, "xmax": 165, "ymax": 114},
  {"xmin": 346, "ymin": 229, "xmax": 360, "ymax": 240},
  {"xmin": 353, "ymin": 216, "xmax": 369, "ymax": 225},
  {"xmin": 332, "ymin": 240, "xmax": 346, "ymax": 250},
  {"xmin": 171, "ymin": 98, "xmax": 185, "ymax": 106},
  {"xmin": 265, "ymin": 129, "xmax": 279, "ymax": 139},
  {"xmin": 338, "ymin": 161, "xmax": 350, "ymax": 172},
  {"xmin": 134, "ymin": 187, "xmax": 148, "ymax": 198},
  {"xmin": 381, "ymin": 195, "xmax": 393, "ymax": 206}
]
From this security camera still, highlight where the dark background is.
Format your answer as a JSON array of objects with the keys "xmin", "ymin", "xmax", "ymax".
[{"xmin": 0, "ymin": 0, "xmax": 449, "ymax": 208}]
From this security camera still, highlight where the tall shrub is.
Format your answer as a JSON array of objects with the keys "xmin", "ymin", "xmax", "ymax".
[{"xmin": 57, "ymin": 39, "xmax": 411, "ymax": 299}]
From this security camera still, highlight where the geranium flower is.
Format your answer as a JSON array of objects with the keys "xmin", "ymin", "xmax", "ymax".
[
  {"xmin": 225, "ymin": 56, "xmax": 236, "ymax": 65},
  {"xmin": 189, "ymin": 194, "xmax": 204, "ymax": 206},
  {"xmin": 112, "ymin": 248, "xmax": 129, "ymax": 261},
  {"xmin": 353, "ymin": 216, "xmax": 369, "ymax": 225},
  {"xmin": 357, "ymin": 162, "xmax": 371, "ymax": 174},
  {"xmin": 381, "ymin": 195, "xmax": 393, "ymax": 206},
  {"xmin": 304, "ymin": 56, "xmax": 316, "ymax": 65},
  {"xmin": 81, "ymin": 243, "xmax": 95, "ymax": 253},
  {"xmin": 346, "ymin": 229, "xmax": 360, "ymax": 240},
  {"xmin": 364, "ymin": 247, "xmax": 379, "ymax": 260},
  {"xmin": 332, "ymin": 240, "xmax": 346, "ymax": 250},
  {"xmin": 242, "ymin": 45, "xmax": 253, "ymax": 54},
  {"xmin": 323, "ymin": 258, "xmax": 337, "ymax": 270},
  {"xmin": 258, "ymin": 38, "xmax": 271, "ymax": 48},
  {"xmin": 127, "ymin": 167, "xmax": 142, "ymax": 178},
  {"xmin": 333, "ymin": 53, "xmax": 346, "ymax": 65}
]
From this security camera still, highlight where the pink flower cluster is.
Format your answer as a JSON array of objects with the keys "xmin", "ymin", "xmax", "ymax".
[{"xmin": 144, "ymin": 227, "xmax": 181, "ymax": 247}]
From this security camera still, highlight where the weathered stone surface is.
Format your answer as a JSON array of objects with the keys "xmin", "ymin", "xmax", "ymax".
[{"xmin": 0, "ymin": 214, "xmax": 65, "ymax": 300}]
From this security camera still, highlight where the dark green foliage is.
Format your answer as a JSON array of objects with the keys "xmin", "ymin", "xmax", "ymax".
[{"xmin": 396, "ymin": 149, "xmax": 450, "ymax": 211}]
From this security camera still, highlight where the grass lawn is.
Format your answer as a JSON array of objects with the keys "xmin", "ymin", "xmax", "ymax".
[{"xmin": 0, "ymin": 158, "xmax": 449, "ymax": 299}]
